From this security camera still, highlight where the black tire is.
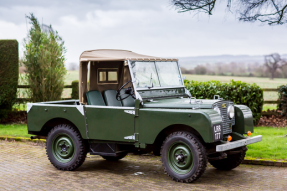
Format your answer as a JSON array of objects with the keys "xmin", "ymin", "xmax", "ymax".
[
  {"xmin": 209, "ymin": 146, "xmax": 247, "ymax": 171},
  {"xmin": 101, "ymin": 152, "xmax": 128, "ymax": 161},
  {"xmin": 46, "ymin": 124, "xmax": 87, "ymax": 171},
  {"xmin": 160, "ymin": 131, "xmax": 207, "ymax": 183}
]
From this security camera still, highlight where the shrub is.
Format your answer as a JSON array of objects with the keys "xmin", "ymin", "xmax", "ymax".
[
  {"xmin": 22, "ymin": 14, "xmax": 66, "ymax": 102},
  {"xmin": 71, "ymin": 80, "xmax": 79, "ymax": 99},
  {"xmin": 0, "ymin": 40, "xmax": 19, "ymax": 119},
  {"xmin": 277, "ymin": 85, "xmax": 287, "ymax": 116},
  {"xmin": 184, "ymin": 80, "xmax": 264, "ymax": 124}
]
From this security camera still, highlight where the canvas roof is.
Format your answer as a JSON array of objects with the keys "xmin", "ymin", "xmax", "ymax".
[{"xmin": 79, "ymin": 49, "xmax": 178, "ymax": 62}]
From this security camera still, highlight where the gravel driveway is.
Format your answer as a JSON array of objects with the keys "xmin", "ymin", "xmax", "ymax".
[{"xmin": 0, "ymin": 141, "xmax": 286, "ymax": 191}]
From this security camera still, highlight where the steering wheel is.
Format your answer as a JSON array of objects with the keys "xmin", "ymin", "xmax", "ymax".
[{"xmin": 116, "ymin": 80, "xmax": 136, "ymax": 101}]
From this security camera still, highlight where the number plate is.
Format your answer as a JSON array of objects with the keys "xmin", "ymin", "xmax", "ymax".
[{"xmin": 213, "ymin": 124, "xmax": 223, "ymax": 142}]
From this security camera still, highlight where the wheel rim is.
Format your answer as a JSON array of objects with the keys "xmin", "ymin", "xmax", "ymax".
[
  {"xmin": 52, "ymin": 133, "xmax": 75, "ymax": 163},
  {"xmin": 167, "ymin": 141, "xmax": 194, "ymax": 175}
]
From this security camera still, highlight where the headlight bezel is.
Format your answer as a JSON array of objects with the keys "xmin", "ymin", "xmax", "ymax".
[{"xmin": 227, "ymin": 105, "xmax": 235, "ymax": 119}]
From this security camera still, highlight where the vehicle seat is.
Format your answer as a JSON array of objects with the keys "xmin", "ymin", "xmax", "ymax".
[
  {"xmin": 120, "ymin": 89, "xmax": 135, "ymax": 107},
  {"xmin": 103, "ymin": 90, "xmax": 122, "ymax": 106},
  {"xmin": 86, "ymin": 90, "xmax": 106, "ymax": 106}
]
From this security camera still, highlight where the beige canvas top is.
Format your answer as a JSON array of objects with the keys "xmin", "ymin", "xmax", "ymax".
[{"xmin": 79, "ymin": 49, "xmax": 178, "ymax": 62}]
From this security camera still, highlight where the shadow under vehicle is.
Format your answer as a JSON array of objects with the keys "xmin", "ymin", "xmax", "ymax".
[{"xmin": 27, "ymin": 49, "xmax": 262, "ymax": 183}]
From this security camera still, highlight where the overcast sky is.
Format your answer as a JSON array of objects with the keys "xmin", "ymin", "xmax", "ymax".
[{"xmin": 1, "ymin": 0, "xmax": 287, "ymax": 66}]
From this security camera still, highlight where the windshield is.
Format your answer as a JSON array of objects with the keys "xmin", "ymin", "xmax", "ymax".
[{"xmin": 131, "ymin": 61, "xmax": 183, "ymax": 88}]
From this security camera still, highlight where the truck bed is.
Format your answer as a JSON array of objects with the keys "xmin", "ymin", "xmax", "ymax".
[{"xmin": 27, "ymin": 100, "xmax": 87, "ymax": 138}]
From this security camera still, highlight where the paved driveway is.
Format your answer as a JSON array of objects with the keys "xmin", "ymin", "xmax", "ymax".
[{"xmin": 0, "ymin": 140, "xmax": 286, "ymax": 191}]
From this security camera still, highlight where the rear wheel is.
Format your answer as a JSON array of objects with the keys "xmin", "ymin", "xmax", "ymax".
[
  {"xmin": 161, "ymin": 131, "xmax": 207, "ymax": 183},
  {"xmin": 209, "ymin": 146, "xmax": 247, "ymax": 171},
  {"xmin": 101, "ymin": 152, "xmax": 128, "ymax": 161},
  {"xmin": 46, "ymin": 124, "xmax": 87, "ymax": 171}
]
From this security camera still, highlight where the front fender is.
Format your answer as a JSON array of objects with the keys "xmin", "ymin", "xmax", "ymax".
[
  {"xmin": 233, "ymin": 105, "xmax": 254, "ymax": 135},
  {"xmin": 137, "ymin": 108, "xmax": 222, "ymax": 144}
]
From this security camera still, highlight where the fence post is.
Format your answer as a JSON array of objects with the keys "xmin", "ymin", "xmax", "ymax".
[{"xmin": 71, "ymin": 80, "xmax": 79, "ymax": 99}]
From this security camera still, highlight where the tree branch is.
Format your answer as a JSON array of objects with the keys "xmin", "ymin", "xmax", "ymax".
[{"xmin": 172, "ymin": 0, "xmax": 287, "ymax": 25}]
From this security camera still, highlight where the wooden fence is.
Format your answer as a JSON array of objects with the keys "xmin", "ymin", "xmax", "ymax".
[
  {"xmin": 262, "ymin": 88, "xmax": 279, "ymax": 104},
  {"xmin": 17, "ymin": 86, "xmax": 279, "ymax": 104},
  {"xmin": 17, "ymin": 85, "xmax": 73, "ymax": 102}
]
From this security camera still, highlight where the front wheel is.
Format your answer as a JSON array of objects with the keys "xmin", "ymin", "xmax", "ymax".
[
  {"xmin": 161, "ymin": 132, "xmax": 207, "ymax": 183},
  {"xmin": 209, "ymin": 146, "xmax": 247, "ymax": 171},
  {"xmin": 46, "ymin": 124, "xmax": 87, "ymax": 171}
]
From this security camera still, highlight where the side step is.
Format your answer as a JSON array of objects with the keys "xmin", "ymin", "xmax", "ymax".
[{"xmin": 89, "ymin": 143, "xmax": 130, "ymax": 157}]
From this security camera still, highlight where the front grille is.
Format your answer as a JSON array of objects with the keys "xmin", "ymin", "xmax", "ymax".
[{"xmin": 212, "ymin": 101, "xmax": 235, "ymax": 134}]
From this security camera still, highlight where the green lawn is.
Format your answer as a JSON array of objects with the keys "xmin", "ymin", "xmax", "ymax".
[
  {"xmin": 0, "ymin": 124, "xmax": 286, "ymax": 160},
  {"xmin": 262, "ymin": 104, "xmax": 277, "ymax": 111},
  {"xmin": 246, "ymin": 127, "xmax": 287, "ymax": 160},
  {"xmin": 0, "ymin": 124, "xmax": 31, "ymax": 138}
]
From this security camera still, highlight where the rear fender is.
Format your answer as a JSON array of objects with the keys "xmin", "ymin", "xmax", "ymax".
[{"xmin": 27, "ymin": 104, "xmax": 87, "ymax": 138}]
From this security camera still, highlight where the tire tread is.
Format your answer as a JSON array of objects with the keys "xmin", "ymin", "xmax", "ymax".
[
  {"xmin": 160, "ymin": 131, "xmax": 207, "ymax": 183},
  {"xmin": 46, "ymin": 124, "xmax": 87, "ymax": 171},
  {"xmin": 209, "ymin": 146, "xmax": 246, "ymax": 171}
]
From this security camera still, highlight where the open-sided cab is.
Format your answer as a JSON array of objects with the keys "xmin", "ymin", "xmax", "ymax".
[{"xmin": 27, "ymin": 49, "xmax": 262, "ymax": 183}]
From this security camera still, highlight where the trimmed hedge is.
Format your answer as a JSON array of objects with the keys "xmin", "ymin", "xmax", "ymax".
[
  {"xmin": 0, "ymin": 40, "xmax": 19, "ymax": 119},
  {"xmin": 71, "ymin": 80, "xmax": 79, "ymax": 99},
  {"xmin": 184, "ymin": 80, "xmax": 264, "ymax": 124}
]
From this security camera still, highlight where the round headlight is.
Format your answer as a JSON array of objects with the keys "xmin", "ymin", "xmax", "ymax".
[
  {"xmin": 213, "ymin": 106, "xmax": 221, "ymax": 115},
  {"xmin": 227, "ymin": 105, "xmax": 235, "ymax": 119}
]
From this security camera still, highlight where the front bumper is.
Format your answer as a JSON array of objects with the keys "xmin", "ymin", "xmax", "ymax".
[{"xmin": 216, "ymin": 135, "xmax": 262, "ymax": 152}]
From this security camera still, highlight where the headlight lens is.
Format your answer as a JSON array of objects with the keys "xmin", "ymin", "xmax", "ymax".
[
  {"xmin": 227, "ymin": 105, "xmax": 235, "ymax": 119},
  {"xmin": 213, "ymin": 106, "xmax": 221, "ymax": 115}
]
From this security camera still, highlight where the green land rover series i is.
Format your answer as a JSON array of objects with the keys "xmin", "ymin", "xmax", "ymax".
[{"xmin": 27, "ymin": 49, "xmax": 262, "ymax": 183}]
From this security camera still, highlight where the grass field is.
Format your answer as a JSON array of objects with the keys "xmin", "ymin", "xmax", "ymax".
[
  {"xmin": 247, "ymin": 127, "xmax": 287, "ymax": 160},
  {"xmin": 0, "ymin": 124, "xmax": 286, "ymax": 160},
  {"xmin": 0, "ymin": 124, "xmax": 31, "ymax": 138}
]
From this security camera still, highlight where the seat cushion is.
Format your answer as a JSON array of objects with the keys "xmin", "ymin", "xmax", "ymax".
[
  {"xmin": 86, "ymin": 90, "xmax": 106, "ymax": 106},
  {"xmin": 120, "ymin": 89, "xmax": 135, "ymax": 107},
  {"xmin": 103, "ymin": 90, "xmax": 122, "ymax": 107}
]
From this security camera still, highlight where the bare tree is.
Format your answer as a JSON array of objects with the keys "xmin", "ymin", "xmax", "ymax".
[
  {"xmin": 172, "ymin": 0, "xmax": 287, "ymax": 25},
  {"xmin": 68, "ymin": 63, "xmax": 79, "ymax": 71},
  {"xmin": 265, "ymin": 53, "xmax": 287, "ymax": 80}
]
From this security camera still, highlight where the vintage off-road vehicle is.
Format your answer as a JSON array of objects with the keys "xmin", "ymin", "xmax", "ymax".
[{"xmin": 27, "ymin": 49, "xmax": 262, "ymax": 183}]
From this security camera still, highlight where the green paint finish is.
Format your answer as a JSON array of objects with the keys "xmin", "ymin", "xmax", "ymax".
[
  {"xmin": 27, "ymin": 104, "xmax": 87, "ymax": 139},
  {"xmin": 27, "ymin": 99, "xmax": 253, "ymax": 146},
  {"xmin": 233, "ymin": 105, "xmax": 254, "ymax": 134},
  {"xmin": 52, "ymin": 133, "xmax": 75, "ymax": 163},
  {"xmin": 137, "ymin": 108, "xmax": 222, "ymax": 144},
  {"xmin": 84, "ymin": 106, "xmax": 135, "ymax": 142},
  {"xmin": 168, "ymin": 141, "xmax": 193, "ymax": 175}
]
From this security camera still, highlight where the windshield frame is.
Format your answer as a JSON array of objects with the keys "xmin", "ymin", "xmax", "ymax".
[{"xmin": 129, "ymin": 60, "xmax": 184, "ymax": 91}]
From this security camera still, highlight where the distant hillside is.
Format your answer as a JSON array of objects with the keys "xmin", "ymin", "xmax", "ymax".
[{"xmin": 178, "ymin": 54, "xmax": 287, "ymax": 69}]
